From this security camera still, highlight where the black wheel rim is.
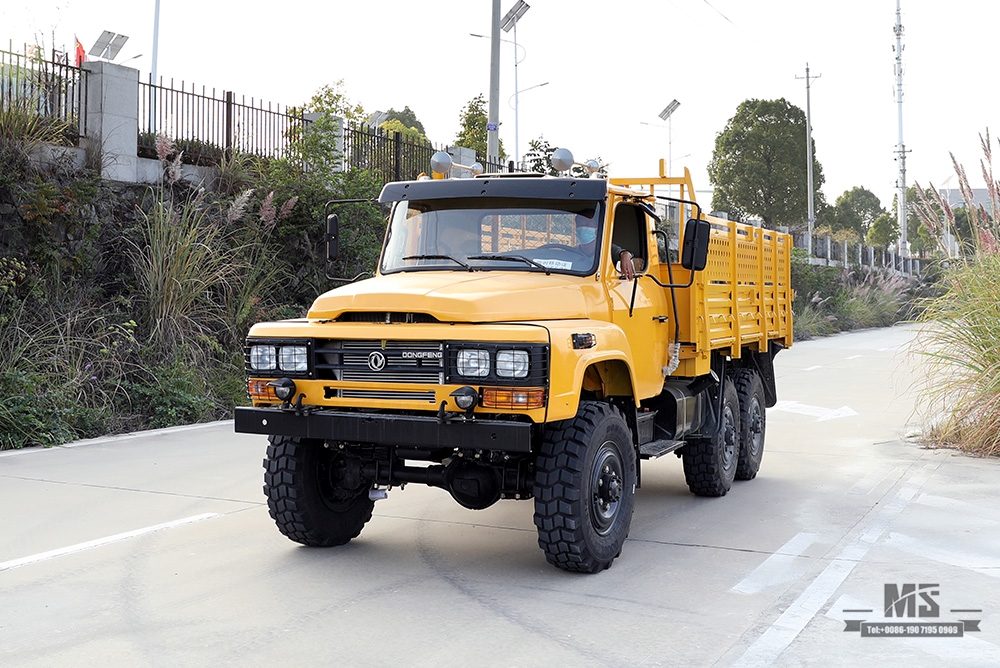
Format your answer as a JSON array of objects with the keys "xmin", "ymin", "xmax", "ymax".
[
  {"xmin": 722, "ymin": 404, "xmax": 738, "ymax": 471},
  {"xmin": 748, "ymin": 398, "xmax": 764, "ymax": 457},
  {"xmin": 590, "ymin": 441, "xmax": 624, "ymax": 535},
  {"xmin": 317, "ymin": 450, "xmax": 365, "ymax": 511}
]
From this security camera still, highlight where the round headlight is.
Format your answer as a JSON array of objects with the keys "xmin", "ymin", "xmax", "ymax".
[{"xmin": 267, "ymin": 377, "xmax": 296, "ymax": 402}]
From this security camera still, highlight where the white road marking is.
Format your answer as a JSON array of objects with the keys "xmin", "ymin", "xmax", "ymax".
[
  {"xmin": 0, "ymin": 513, "xmax": 219, "ymax": 572},
  {"xmin": 847, "ymin": 465, "xmax": 907, "ymax": 495},
  {"xmin": 732, "ymin": 533, "xmax": 820, "ymax": 594},
  {"xmin": 771, "ymin": 400, "xmax": 858, "ymax": 421},
  {"xmin": 883, "ymin": 533, "xmax": 1000, "ymax": 578},
  {"xmin": 803, "ymin": 365, "xmax": 822, "ymax": 371},
  {"xmin": 731, "ymin": 470, "xmax": 929, "ymax": 667}
]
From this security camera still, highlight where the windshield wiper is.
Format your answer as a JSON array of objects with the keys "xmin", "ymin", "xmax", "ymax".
[
  {"xmin": 467, "ymin": 254, "xmax": 551, "ymax": 275},
  {"xmin": 403, "ymin": 254, "xmax": 472, "ymax": 271}
]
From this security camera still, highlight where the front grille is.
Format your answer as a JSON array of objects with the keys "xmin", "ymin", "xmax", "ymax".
[
  {"xmin": 315, "ymin": 340, "xmax": 445, "ymax": 384},
  {"xmin": 339, "ymin": 389, "xmax": 437, "ymax": 402}
]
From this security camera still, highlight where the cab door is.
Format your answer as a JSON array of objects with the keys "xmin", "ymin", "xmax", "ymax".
[{"xmin": 605, "ymin": 201, "xmax": 672, "ymax": 400}]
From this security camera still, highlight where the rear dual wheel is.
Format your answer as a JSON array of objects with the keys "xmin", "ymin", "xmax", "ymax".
[
  {"xmin": 682, "ymin": 378, "xmax": 740, "ymax": 496},
  {"xmin": 733, "ymin": 369, "xmax": 766, "ymax": 481}
]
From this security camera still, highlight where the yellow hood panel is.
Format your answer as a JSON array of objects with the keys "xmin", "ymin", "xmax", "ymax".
[{"xmin": 308, "ymin": 271, "xmax": 607, "ymax": 322}]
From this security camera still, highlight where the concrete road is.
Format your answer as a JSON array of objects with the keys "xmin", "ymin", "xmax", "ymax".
[{"xmin": 2, "ymin": 324, "xmax": 998, "ymax": 667}]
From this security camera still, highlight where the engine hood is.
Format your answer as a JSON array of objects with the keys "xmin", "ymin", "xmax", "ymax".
[{"xmin": 308, "ymin": 271, "xmax": 606, "ymax": 322}]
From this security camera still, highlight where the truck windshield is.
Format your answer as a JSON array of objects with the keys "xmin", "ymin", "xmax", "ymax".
[{"xmin": 380, "ymin": 198, "xmax": 605, "ymax": 276}]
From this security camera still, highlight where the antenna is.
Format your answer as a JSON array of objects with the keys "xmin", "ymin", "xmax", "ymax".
[
  {"xmin": 796, "ymin": 64, "xmax": 821, "ymax": 256},
  {"xmin": 894, "ymin": 0, "xmax": 909, "ymax": 263}
]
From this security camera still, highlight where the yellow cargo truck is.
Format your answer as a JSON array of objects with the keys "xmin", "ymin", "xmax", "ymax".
[{"xmin": 235, "ymin": 151, "xmax": 793, "ymax": 573}]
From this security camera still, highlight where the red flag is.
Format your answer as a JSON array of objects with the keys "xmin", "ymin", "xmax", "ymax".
[{"xmin": 75, "ymin": 37, "xmax": 86, "ymax": 67}]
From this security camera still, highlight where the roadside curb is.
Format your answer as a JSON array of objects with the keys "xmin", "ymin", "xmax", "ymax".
[{"xmin": 0, "ymin": 420, "xmax": 234, "ymax": 457}]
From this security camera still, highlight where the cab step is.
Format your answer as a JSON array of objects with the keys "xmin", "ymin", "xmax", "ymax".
[{"xmin": 638, "ymin": 439, "xmax": 685, "ymax": 459}]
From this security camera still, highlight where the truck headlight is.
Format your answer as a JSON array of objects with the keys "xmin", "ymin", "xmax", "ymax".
[
  {"xmin": 278, "ymin": 345, "xmax": 308, "ymax": 372},
  {"xmin": 456, "ymin": 349, "xmax": 490, "ymax": 377},
  {"xmin": 496, "ymin": 350, "xmax": 529, "ymax": 378},
  {"xmin": 249, "ymin": 345, "xmax": 277, "ymax": 371}
]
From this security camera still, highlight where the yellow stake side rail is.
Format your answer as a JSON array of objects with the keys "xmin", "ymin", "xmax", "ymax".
[{"xmin": 610, "ymin": 162, "xmax": 793, "ymax": 377}]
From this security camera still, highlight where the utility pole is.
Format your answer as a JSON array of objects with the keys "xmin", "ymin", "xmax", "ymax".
[
  {"xmin": 797, "ymin": 63, "xmax": 820, "ymax": 256},
  {"xmin": 487, "ymin": 0, "xmax": 501, "ymax": 164},
  {"xmin": 894, "ymin": 0, "xmax": 909, "ymax": 266}
]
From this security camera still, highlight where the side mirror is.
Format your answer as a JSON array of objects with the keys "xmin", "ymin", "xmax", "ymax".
[
  {"xmin": 680, "ymin": 218, "xmax": 710, "ymax": 271},
  {"xmin": 326, "ymin": 213, "xmax": 339, "ymax": 261}
]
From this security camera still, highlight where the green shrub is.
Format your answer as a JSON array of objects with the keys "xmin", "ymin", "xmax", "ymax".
[{"xmin": 126, "ymin": 363, "xmax": 213, "ymax": 429}]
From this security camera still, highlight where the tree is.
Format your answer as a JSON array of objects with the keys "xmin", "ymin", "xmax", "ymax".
[
  {"xmin": 523, "ymin": 135, "xmax": 609, "ymax": 177},
  {"xmin": 454, "ymin": 94, "xmax": 505, "ymax": 162},
  {"xmin": 866, "ymin": 211, "xmax": 898, "ymax": 250},
  {"xmin": 264, "ymin": 81, "xmax": 383, "ymax": 306},
  {"xmin": 833, "ymin": 187, "xmax": 884, "ymax": 238},
  {"xmin": 305, "ymin": 80, "xmax": 366, "ymax": 122},
  {"xmin": 708, "ymin": 98, "xmax": 824, "ymax": 229},
  {"xmin": 384, "ymin": 106, "xmax": 426, "ymax": 136}
]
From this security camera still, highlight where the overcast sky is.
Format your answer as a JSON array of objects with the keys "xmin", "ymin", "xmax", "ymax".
[{"xmin": 2, "ymin": 0, "xmax": 994, "ymax": 211}]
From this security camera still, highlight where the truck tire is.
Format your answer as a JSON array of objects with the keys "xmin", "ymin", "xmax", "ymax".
[
  {"xmin": 533, "ymin": 401, "xmax": 636, "ymax": 573},
  {"xmin": 263, "ymin": 435, "xmax": 374, "ymax": 547},
  {"xmin": 682, "ymin": 378, "xmax": 740, "ymax": 496},
  {"xmin": 733, "ymin": 369, "xmax": 766, "ymax": 480}
]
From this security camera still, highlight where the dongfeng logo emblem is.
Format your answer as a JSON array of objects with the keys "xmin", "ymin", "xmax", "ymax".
[{"xmin": 368, "ymin": 351, "xmax": 387, "ymax": 372}]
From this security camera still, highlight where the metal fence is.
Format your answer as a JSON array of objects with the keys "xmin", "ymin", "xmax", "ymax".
[
  {"xmin": 138, "ymin": 78, "xmax": 308, "ymax": 165},
  {"xmin": 789, "ymin": 230, "xmax": 925, "ymax": 275},
  {"xmin": 344, "ymin": 122, "xmax": 438, "ymax": 182},
  {"xmin": 0, "ymin": 45, "xmax": 87, "ymax": 141}
]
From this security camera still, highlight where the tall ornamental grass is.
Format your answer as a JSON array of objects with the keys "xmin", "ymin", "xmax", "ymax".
[{"xmin": 912, "ymin": 131, "xmax": 1000, "ymax": 456}]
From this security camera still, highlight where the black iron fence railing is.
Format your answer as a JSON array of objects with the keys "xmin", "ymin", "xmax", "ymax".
[
  {"xmin": 138, "ymin": 78, "xmax": 309, "ymax": 165},
  {"xmin": 0, "ymin": 45, "xmax": 87, "ymax": 142},
  {"xmin": 343, "ymin": 123, "xmax": 438, "ymax": 182}
]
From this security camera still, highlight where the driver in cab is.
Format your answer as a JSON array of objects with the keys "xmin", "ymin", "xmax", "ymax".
[{"xmin": 576, "ymin": 214, "xmax": 636, "ymax": 280}]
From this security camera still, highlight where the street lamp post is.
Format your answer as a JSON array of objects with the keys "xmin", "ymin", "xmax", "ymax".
[
  {"xmin": 658, "ymin": 99, "xmax": 680, "ymax": 176},
  {"xmin": 501, "ymin": 1, "xmax": 530, "ymax": 167},
  {"xmin": 487, "ymin": 0, "xmax": 501, "ymax": 164}
]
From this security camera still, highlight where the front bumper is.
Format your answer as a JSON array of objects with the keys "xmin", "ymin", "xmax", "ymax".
[{"xmin": 234, "ymin": 406, "xmax": 533, "ymax": 453}]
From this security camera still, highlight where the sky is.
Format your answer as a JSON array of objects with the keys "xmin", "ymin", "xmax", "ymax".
[{"xmin": 2, "ymin": 0, "xmax": 996, "ymax": 211}]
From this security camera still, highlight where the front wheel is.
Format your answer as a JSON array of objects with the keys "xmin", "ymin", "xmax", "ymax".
[
  {"xmin": 263, "ymin": 435, "xmax": 374, "ymax": 547},
  {"xmin": 533, "ymin": 402, "xmax": 637, "ymax": 573},
  {"xmin": 682, "ymin": 378, "xmax": 740, "ymax": 497}
]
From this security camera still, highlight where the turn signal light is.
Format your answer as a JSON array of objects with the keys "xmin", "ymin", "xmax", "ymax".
[
  {"xmin": 481, "ymin": 387, "xmax": 546, "ymax": 409},
  {"xmin": 248, "ymin": 379, "xmax": 278, "ymax": 403}
]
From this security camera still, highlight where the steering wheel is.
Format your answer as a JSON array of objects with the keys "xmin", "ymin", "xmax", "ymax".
[{"xmin": 535, "ymin": 243, "xmax": 588, "ymax": 258}]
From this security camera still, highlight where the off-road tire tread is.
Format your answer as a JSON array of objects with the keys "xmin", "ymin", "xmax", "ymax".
[
  {"xmin": 733, "ymin": 369, "xmax": 765, "ymax": 481},
  {"xmin": 263, "ymin": 435, "xmax": 374, "ymax": 547},
  {"xmin": 533, "ymin": 402, "xmax": 636, "ymax": 573},
  {"xmin": 682, "ymin": 379, "xmax": 740, "ymax": 497}
]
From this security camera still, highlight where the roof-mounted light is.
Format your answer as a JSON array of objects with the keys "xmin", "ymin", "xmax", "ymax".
[
  {"xmin": 430, "ymin": 151, "xmax": 484, "ymax": 179},
  {"xmin": 551, "ymin": 148, "xmax": 601, "ymax": 177}
]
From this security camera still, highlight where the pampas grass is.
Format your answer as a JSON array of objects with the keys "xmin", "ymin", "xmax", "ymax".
[{"xmin": 912, "ymin": 131, "xmax": 1000, "ymax": 456}]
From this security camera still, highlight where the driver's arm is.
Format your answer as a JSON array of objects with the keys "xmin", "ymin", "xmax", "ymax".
[{"xmin": 611, "ymin": 243, "xmax": 636, "ymax": 280}]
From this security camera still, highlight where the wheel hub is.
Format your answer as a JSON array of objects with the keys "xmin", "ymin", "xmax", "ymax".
[
  {"xmin": 598, "ymin": 465, "xmax": 623, "ymax": 504},
  {"xmin": 591, "ymin": 445, "xmax": 625, "ymax": 534}
]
